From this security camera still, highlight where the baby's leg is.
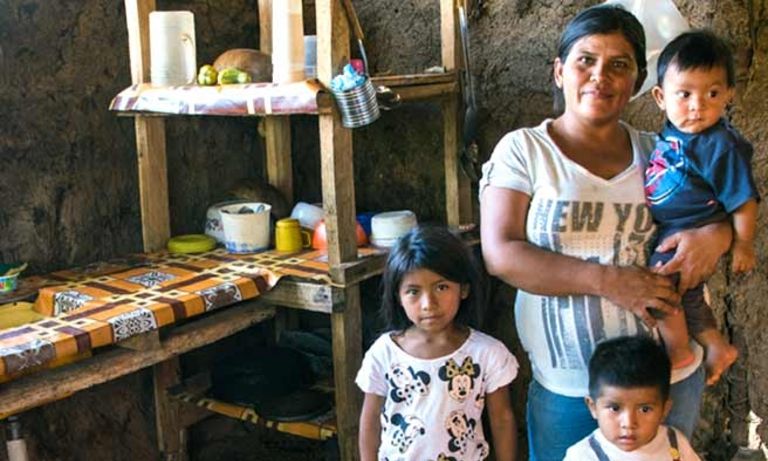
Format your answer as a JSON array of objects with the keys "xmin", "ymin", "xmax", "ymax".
[
  {"xmin": 683, "ymin": 283, "xmax": 739, "ymax": 386},
  {"xmin": 650, "ymin": 250, "xmax": 694, "ymax": 368},
  {"xmin": 657, "ymin": 310, "xmax": 695, "ymax": 369},
  {"xmin": 685, "ymin": 285, "xmax": 738, "ymax": 385}
]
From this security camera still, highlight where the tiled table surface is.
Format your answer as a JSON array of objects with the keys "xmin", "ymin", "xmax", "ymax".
[{"xmin": 0, "ymin": 247, "xmax": 384, "ymax": 380}]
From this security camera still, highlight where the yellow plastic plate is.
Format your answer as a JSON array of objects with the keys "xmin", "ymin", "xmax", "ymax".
[{"xmin": 167, "ymin": 234, "xmax": 217, "ymax": 254}]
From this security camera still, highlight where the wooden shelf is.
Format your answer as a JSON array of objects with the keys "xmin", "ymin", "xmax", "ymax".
[
  {"xmin": 109, "ymin": 72, "xmax": 459, "ymax": 117},
  {"xmin": 0, "ymin": 301, "xmax": 275, "ymax": 418},
  {"xmin": 115, "ymin": 1, "xmax": 471, "ymax": 459}
]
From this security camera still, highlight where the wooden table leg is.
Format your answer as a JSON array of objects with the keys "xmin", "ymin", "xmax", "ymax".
[
  {"xmin": 331, "ymin": 285, "xmax": 362, "ymax": 461},
  {"xmin": 154, "ymin": 357, "xmax": 188, "ymax": 461}
]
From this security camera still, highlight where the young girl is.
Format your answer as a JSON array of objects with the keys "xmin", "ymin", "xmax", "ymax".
[{"xmin": 356, "ymin": 226, "xmax": 519, "ymax": 461}]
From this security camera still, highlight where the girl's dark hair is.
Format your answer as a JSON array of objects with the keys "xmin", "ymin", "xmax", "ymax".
[
  {"xmin": 381, "ymin": 226, "xmax": 484, "ymax": 331},
  {"xmin": 554, "ymin": 4, "xmax": 647, "ymax": 110},
  {"xmin": 588, "ymin": 336, "xmax": 671, "ymax": 401},
  {"xmin": 657, "ymin": 30, "xmax": 735, "ymax": 87}
]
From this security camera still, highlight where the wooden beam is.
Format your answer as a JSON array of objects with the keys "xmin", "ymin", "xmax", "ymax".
[
  {"xmin": 442, "ymin": 95, "xmax": 473, "ymax": 226},
  {"xmin": 125, "ymin": 0, "xmax": 170, "ymax": 251},
  {"xmin": 264, "ymin": 116, "xmax": 294, "ymax": 203},
  {"xmin": 316, "ymin": 2, "xmax": 361, "ymax": 459},
  {"xmin": 0, "ymin": 303, "xmax": 275, "ymax": 418},
  {"xmin": 440, "ymin": 0, "xmax": 461, "ymax": 72},
  {"xmin": 154, "ymin": 358, "xmax": 187, "ymax": 461},
  {"xmin": 258, "ymin": 0, "xmax": 273, "ymax": 55},
  {"xmin": 117, "ymin": 329, "xmax": 161, "ymax": 351},
  {"xmin": 124, "ymin": 0, "xmax": 154, "ymax": 84},
  {"xmin": 390, "ymin": 82, "xmax": 458, "ymax": 102},
  {"xmin": 316, "ymin": 0, "xmax": 356, "ymax": 270},
  {"xmin": 135, "ymin": 117, "xmax": 171, "ymax": 252},
  {"xmin": 259, "ymin": 280, "xmax": 339, "ymax": 313},
  {"xmin": 371, "ymin": 72, "xmax": 457, "ymax": 87},
  {"xmin": 330, "ymin": 285, "xmax": 362, "ymax": 461},
  {"xmin": 440, "ymin": 0, "xmax": 473, "ymax": 226},
  {"xmin": 329, "ymin": 253, "xmax": 386, "ymax": 286}
]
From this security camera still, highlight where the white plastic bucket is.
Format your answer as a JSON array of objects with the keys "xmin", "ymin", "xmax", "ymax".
[
  {"xmin": 220, "ymin": 202, "xmax": 272, "ymax": 253},
  {"xmin": 149, "ymin": 11, "xmax": 197, "ymax": 86}
]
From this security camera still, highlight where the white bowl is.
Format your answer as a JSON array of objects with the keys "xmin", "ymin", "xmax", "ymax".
[{"xmin": 370, "ymin": 210, "xmax": 417, "ymax": 243}]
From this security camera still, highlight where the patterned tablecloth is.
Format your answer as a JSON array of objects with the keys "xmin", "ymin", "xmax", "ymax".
[{"xmin": 0, "ymin": 247, "xmax": 384, "ymax": 380}]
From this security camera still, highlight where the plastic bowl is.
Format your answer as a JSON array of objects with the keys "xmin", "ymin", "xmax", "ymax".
[{"xmin": 370, "ymin": 210, "xmax": 417, "ymax": 242}]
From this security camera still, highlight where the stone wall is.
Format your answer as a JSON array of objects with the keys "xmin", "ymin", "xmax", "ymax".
[{"xmin": 0, "ymin": 0, "xmax": 765, "ymax": 459}]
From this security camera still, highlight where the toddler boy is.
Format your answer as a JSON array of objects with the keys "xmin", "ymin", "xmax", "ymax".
[
  {"xmin": 644, "ymin": 30, "xmax": 759, "ymax": 383},
  {"xmin": 564, "ymin": 336, "xmax": 700, "ymax": 460}
]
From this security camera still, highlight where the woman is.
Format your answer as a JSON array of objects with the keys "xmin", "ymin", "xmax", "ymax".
[{"xmin": 479, "ymin": 5, "xmax": 731, "ymax": 461}]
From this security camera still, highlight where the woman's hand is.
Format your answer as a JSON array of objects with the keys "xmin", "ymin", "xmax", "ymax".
[
  {"xmin": 655, "ymin": 221, "xmax": 733, "ymax": 292},
  {"xmin": 600, "ymin": 265, "xmax": 681, "ymax": 327}
]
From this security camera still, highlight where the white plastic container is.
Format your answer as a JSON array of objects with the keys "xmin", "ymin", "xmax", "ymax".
[
  {"xmin": 370, "ymin": 210, "xmax": 418, "ymax": 247},
  {"xmin": 271, "ymin": 0, "xmax": 305, "ymax": 83},
  {"xmin": 204, "ymin": 199, "xmax": 252, "ymax": 243},
  {"xmin": 220, "ymin": 202, "xmax": 272, "ymax": 253},
  {"xmin": 290, "ymin": 201, "xmax": 324, "ymax": 230},
  {"xmin": 304, "ymin": 35, "xmax": 317, "ymax": 78},
  {"xmin": 149, "ymin": 11, "xmax": 197, "ymax": 86}
]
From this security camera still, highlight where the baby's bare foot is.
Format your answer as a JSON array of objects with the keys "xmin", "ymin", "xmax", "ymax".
[{"xmin": 705, "ymin": 343, "xmax": 739, "ymax": 385}]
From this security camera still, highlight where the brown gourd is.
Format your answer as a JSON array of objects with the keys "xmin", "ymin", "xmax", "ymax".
[{"xmin": 212, "ymin": 49, "xmax": 272, "ymax": 83}]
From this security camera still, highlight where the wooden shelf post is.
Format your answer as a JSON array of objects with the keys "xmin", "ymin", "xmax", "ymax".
[
  {"xmin": 124, "ymin": 2, "xmax": 178, "ymax": 460},
  {"xmin": 441, "ymin": 0, "xmax": 473, "ymax": 226},
  {"xmin": 316, "ymin": 0, "xmax": 363, "ymax": 460},
  {"xmin": 125, "ymin": 0, "xmax": 170, "ymax": 252}
]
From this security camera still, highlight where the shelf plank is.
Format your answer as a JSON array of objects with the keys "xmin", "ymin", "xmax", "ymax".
[
  {"xmin": 370, "ymin": 72, "xmax": 457, "ymax": 87},
  {"xmin": 259, "ymin": 279, "xmax": 341, "ymax": 313},
  {"xmin": 110, "ymin": 81, "xmax": 330, "ymax": 117},
  {"xmin": 110, "ymin": 73, "xmax": 460, "ymax": 118},
  {"xmin": 389, "ymin": 81, "xmax": 459, "ymax": 102}
]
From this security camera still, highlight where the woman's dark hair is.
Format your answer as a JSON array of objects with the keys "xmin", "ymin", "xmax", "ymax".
[
  {"xmin": 657, "ymin": 30, "xmax": 735, "ymax": 88},
  {"xmin": 588, "ymin": 336, "xmax": 671, "ymax": 401},
  {"xmin": 381, "ymin": 226, "xmax": 484, "ymax": 331},
  {"xmin": 554, "ymin": 4, "xmax": 647, "ymax": 110}
]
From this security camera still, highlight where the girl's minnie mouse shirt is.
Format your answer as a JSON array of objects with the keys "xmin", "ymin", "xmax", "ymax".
[{"xmin": 356, "ymin": 329, "xmax": 518, "ymax": 460}]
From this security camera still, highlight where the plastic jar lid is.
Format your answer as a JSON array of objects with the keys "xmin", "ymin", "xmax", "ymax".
[
  {"xmin": 276, "ymin": 218, "xmax": 301, "ymax": 229},
  {"xmin": 167, "ymin": 234, "xmax": 217, "ymax": 254}
]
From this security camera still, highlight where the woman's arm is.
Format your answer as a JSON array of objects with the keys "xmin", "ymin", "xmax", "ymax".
[
  {"xmin": 654, "ymin": 220, "xmax": 734, "ymax": 292},
  {"xmin": 481, "ymin": 186, "xmax": 680, "ymax": 326},
  {"xmin": 486, "ymin": 385, "xmax": 517, "ymax": 461},
  {"xmin": 359, "ymin": 393, "xmax": 384, "ymax": 461}
]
